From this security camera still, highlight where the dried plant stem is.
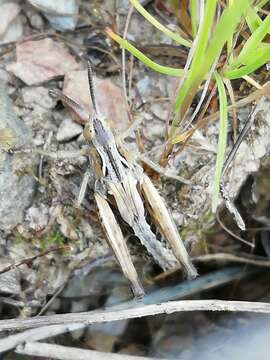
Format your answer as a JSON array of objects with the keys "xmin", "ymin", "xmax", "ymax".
[
  {"xmin": 1, "ymin": 300, "xmax": 270, "ymax": 333},
  {"xmin": 16, "ymin": 342, "xmax": 161, "ymax": 360}
]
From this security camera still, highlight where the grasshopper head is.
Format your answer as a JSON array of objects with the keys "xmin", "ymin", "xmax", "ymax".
[{"xmin": 83, "ymin": 123, "xmax": 94, "ymax": 142}]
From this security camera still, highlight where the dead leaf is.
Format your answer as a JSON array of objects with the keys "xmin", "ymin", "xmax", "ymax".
[
  {"xmin": 7, "ymin": 38, "xmax": 80, "ymax": 85},
  {"xmin": 63, "ymin": 70, "xmax": 129, "ymax": 130}
]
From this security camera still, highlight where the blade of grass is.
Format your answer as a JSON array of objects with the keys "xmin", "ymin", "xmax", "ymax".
[
  {"xmin": 212, "ymin": 72, "xmax": 228, "ymax": 212},
  {"xmin": 202, "ymin": 0, "xmax": 250, "ymax": 76},
  {"xmin": 129, "ymin": 0, "xmax": 191, "ymax": 47},
  {"xmin": 224, "ymin": 45, "xmax": 270, "ymax": 79},
  {"xmin": 170, "ymin": 0, "xmax": 250, "ymax": 137},
  {"xmin": 257, "ymin": 0, "xmax": 269, "ymax": 8},
  {"xmin": 190, "ymin": 0, "xmax": 198, "ymax": 38},
  {"xmin": 173, "ymin": 0, "xmax": 218, "ymax": 115},
  {"xmin": 230, "ymin": 12, "xmax": 270, "ymax": 69},
  {"xmin": 105, "ymin": 28, "xmax": 183, "ymax": 77},
  {"xmin": 245, "ymin": 5, "xmax": 262, "ymax": 32}
]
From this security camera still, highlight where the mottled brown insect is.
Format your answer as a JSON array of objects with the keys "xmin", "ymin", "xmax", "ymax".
[{"xmin": 50, "ymin": 63, "xmax": 197, "ymax": 297}]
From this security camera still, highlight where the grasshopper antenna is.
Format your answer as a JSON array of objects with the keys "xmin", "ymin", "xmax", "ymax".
[{"xmin": 87, "ymin": 61, "xmax": 99, "ymax": 115}]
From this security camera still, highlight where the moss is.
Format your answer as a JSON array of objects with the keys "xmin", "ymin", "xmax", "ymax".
[
  {"xmin": 14, "ymin": 231, "xmax": 26, "ymax": 244},
  {"xmin": 39, "ymin": 230, "xmax": 66, "ymax": 251}
]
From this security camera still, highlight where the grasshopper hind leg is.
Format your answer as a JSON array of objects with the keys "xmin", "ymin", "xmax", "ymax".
[
  {"xmin": 141, "ymin": 174, "xmax": 198, "ymax": 280},
  {"xmin": 95, "ymin": 192, "xmax": 145, "ymax": 298}
]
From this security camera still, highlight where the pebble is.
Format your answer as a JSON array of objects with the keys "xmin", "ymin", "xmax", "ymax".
[
  {"xmin": 25, "ymin": 204, "xmax": 49, "ymax": 231},
  {"xmin": 29, "ymin": 13, "xmax": 44, "ymax": 30},
  {"xmin": 56, "ymin": 118, "xmax": 83, "ymax": 142},
  {"xmin": 27, "ymin": 0, "xmax": 79, "ymax": 31}
]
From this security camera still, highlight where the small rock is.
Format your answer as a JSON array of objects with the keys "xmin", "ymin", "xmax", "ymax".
[
  {"xmin": 78, "ymin": 219, "xmax": 94, "ymax": 240},
  {"xmin": 0, "ymin": 3, "xmax": 23, "ymax": 44},
  {"xmin": 56, "ymin": 118, "xmax": 83, "ymax": 142},
  {"xmin": 22, "ymin": 86, "xmax": 55, "ymax": 110},
  {"xmin": 25, "ymin": 204, "xmax": 49, "ymax": 231},
  {"xmin": 27, "ymin": 0, "xmax": 79, "ymax": 31},
  {"xmin": 63, "ymin": 70, "xmax": 129, "ymax": 130},
  {"xmin": 85, "ymin": 289, "xmax": 129, "ymax": 351},
  {"xmin": 29, "ymin": 12, "xmax": 44, "ymax": 30},
  {"xmin": 7, "ymin": 38, "xmax": 80, "ymax": 85},
  {"xmin": 150, "ymin": 103, "xmax": 168, "ymax": 121}
]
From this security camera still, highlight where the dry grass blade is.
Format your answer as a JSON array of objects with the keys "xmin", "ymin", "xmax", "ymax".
[
  {"xmin": 194, "ymin": 253, "xmax": 270, "ymax": 267},
  {"xmin": 1, "ymin": 299, "xmax": 270, "ymax": 332},
  {"xmin": 16, "ymin": 341, "xmax": 161, "ymax": 360}
]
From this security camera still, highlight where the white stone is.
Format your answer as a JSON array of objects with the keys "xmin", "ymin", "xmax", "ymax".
[{"xmin": 56, "ymin": 118, "xmax": 83, "ymax": 142}]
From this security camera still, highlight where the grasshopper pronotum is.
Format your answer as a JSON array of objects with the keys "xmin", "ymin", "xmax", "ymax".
[{"xmin": 49, "ymin": 63, "xmax": 197, "ymax": 297}]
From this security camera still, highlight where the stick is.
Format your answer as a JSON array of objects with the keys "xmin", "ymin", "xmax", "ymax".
[
  {"xmin": 1, "ymin": 299, "xmax": 270, "ymax": 332},
  {"xmin": 16, "ymin": 342, "xmax": 161, "ymax": 360},
  {"xmin": 0, "ymin": 323, "xmax": 83, "ymax": 353},
  {"xmin": 0, "ymin": 246, "xmax": 70, "ymax": 275},
  {"xmin": 194, "ymin": 253, "xmax": 270, "ymax": 267}
]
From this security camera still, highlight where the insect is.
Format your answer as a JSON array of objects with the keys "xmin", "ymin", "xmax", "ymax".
[{"xmin": 19, "ymin": 63, "xmax": 197, "ymax": 297}]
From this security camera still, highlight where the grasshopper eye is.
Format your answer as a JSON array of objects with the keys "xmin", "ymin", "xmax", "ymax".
[{"xmin": 83, "ymin": 124, "xmax": 93, "ymax": 142}]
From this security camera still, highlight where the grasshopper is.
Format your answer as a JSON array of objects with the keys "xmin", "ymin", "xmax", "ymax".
[{"xmin": 48, "ymin": 63, "xmax": 197, "ymax": 297}]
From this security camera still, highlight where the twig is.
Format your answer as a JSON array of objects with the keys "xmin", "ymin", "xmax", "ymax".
[
  {"xmin": 37, "ymin": 282, "xmax": 67, "ymax": 316},
  {"xmin": 1, "ymin": 299, "xmax": 270, "ymax": 332},
  {"xmin": 0, "ymin": 246, "xmax": 70, "ymax": 275},
  {"xmin": 122, "ymin": 4, "xmax": 134, "ymax": 112},
  {"xmin": 195, "ymin": 82, "xmax": 270, "ymax": 132},
  {"xmin": 194, "ymin": 253, "xmax": 270, "ymax": 267},
  {"xmin": 219, "ymin": 105, "xmax": 258, "ymax": 231},
  {"xmin": 16, "ymin": 342, "xmax": 161, "ymax": 360},
  {"xmin": 0, "ymin": 297, "xmax": 41, "ymax": 308},
  {"xmin": 216, "ymin": 208, "xmax": 254, "ymax": 247},
  {"xmin": 0, "ymin": 323, "xmax": 83, "ymax": 353},
  {"xmin": 139, "ymin": 154, "xmax": 190, "ymax": 184}
]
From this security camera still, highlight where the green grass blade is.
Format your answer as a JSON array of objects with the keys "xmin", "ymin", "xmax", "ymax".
[
  {"xmin": 173, "ymin": 0, "xmax": 218, "ymax": 114},
  {"xmin": 231, "ymin": 12, "xmax": 270, "ymax": 68},
  {"xmin": 106, "ymin": 28, "xmax": 183, "ymax": 77},
  {"xmin": 190, "ymin": 0, "xmax": 198, "ymax": 38},
  {"xmin": 171, "ymin": 0, "xmax": 249, "ymax": 136},
  {"xmin": 129, "ymin": 0, "xmax": 191, "ymax": 47},
  {"xmin": 212, "ymin": 72, "xmax": 228, "ymax": 212},
  {"xmin": 203, "ymin": 0, "xmax": 250, "ymax": 74},
  {"xmin": 224, "ymin": 45, "xmax": 270, "ymax": 79},
  {"xmin": 257, "ymin": 0, "xmax": 269, "ymax": 8},
  {"xmin": 246, "ymin": 5, "xmax": 262, "ymax": 32}
]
